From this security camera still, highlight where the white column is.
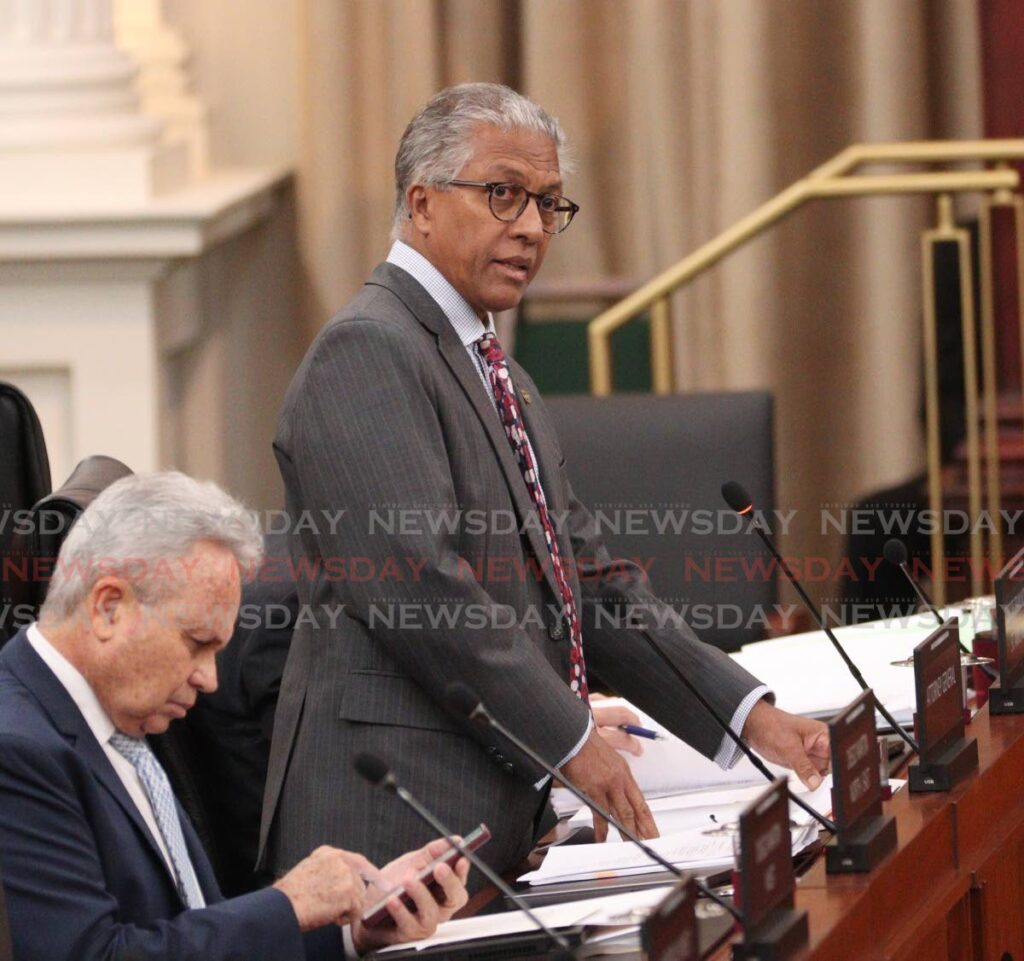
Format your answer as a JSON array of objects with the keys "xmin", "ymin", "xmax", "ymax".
[
  {"xmin": 0, "ymin": 0, "xmax": 188, "ymax": 205},
  {"xmin": 0, "ymin": 168, "xmax": 294, "ymax": 483},
  {"xmin": 113, "ymin": 0, "xmax": 209, "ymax": 179}
]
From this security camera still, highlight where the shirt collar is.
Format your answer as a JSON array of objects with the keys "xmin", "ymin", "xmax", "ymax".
[
  {"xmin": 386, "ymin": 240, "xmax": 495, "ymax": 347},
  {"xmin": 27, "ymin": 622, "xmax": 116, "ymax": 746}
]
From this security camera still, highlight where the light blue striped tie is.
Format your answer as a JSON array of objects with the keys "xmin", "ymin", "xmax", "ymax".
[{"xmin": 109, "ymin": 732, "xmax": 205, "ymax": 909}]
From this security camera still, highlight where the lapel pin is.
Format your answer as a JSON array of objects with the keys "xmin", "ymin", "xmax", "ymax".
[{"xmin": 521, "ymin": 389, "xmax": 532, "ymax": 405}]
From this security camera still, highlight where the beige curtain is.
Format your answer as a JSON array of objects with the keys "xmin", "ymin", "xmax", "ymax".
[
  {"xmin": 296, "ymin": 0, "xmax": 517, "ymax": 332},
  {"xmin": 297, "ymin": 0, "xmax": 982, "ymax": 605}
]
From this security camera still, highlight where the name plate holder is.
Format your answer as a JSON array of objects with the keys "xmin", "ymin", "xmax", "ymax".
[
  {"xmin": 732, "ymin": 778, "xmax": 808, "ymax": 961},
  {"xmin": 643, "ymin": 874, "xmax": 700, "ymax": 961},
  {"xmin": 824, "ymin": 689, "xmax": 897, "ymax": 873},
  {"xmin": 991, "ymin": 547, "xmax": 1024, "ymax": 714},
  {"xmin": 908, "ymin": 618, "xmax": 978, "ymax": 792}
]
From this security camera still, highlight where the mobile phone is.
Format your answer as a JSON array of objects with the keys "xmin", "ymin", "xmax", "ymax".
[{"xmin": 360, "ymin": 824, "xmax": 490, "ymax": 929}]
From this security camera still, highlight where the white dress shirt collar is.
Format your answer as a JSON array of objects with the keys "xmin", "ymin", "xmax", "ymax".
[
  {"xmin": 27, "ymin": 622, "xmax": 115, "ymax": 747},
  {"xmin": 25, "ymin": 622, "xmax": 190, "ymax": 885},
  {"xmin": 387, "ymin": 240, "xmax": 495, "ymax": 346}
]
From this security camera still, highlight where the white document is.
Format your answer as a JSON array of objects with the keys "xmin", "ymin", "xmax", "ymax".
[
  {"xmin": 731, "ymin": 623, "xmax": 931, "ymax": 724},
  {"xmin": 566, "ymin": 774, "xmax": 835, "ymax": 839},
  {"xmin": 557, "ymin": 622, "xmax": 927, "ymax": 814},
  {"xmin": 517, "ymin": 830, "xmax": 736, "ymax": 885},
  {"xmin": 519, "ymin": 822, "xmax": 819, "ymax": 886},
  {"xmin": 552, "ymin": 697, "xmax": 785, "ymax": 815},
  {"xmin": 374, "ymin": 885, "xmax": 674, "ymax": 953},
  {"xmin": 554, "ymin": 693, "xmax": 838, "ymax": 817}
]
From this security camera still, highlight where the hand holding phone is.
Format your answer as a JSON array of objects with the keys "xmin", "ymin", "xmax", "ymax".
[{"xmin": 360, "ymin": 824, "xmax": 490, "ymax": 929}]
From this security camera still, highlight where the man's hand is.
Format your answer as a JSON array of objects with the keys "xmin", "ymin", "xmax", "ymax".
[
  {"xmin": 560, "ymin": 728, "xmax": 659, "ymax": 842},
  {"xmin": 593, "ymin": 703, "xmax": 645, "ymax": 757},
  {"xmin": 741, "ymin": 699, "xmax": 831, "ymax": 790},
  {"xmin": 273, "ymin": 845, "xmax": 375, "ymax": 932},
  {"xmin": 351, "ymin": 837, "xmax": 471, "ymax": 954}
]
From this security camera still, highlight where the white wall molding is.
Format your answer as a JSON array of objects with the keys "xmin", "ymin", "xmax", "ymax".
[
  {"xmin": 0, "ymin": 170, "xmax": 295, "ymax": 491},
  {"xmin": 0, "ymin": 0, "xmax": 189, "ymax": 204}
]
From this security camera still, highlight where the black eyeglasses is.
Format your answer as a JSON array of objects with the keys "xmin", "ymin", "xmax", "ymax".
[{"xmin": 446, "ymin": 180, "xmax": 580, "ymax": 234}]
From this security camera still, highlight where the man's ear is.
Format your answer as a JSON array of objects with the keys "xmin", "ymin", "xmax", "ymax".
[
  {"xmin": 407, "ymin": 184, "xmax": 432, "ymax": 236},
  {"xmin": 89, "ymin": 578, "xmax": 129, "ymax": 642}
]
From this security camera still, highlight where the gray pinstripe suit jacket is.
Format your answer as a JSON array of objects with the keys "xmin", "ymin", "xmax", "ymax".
[{"xmin": 258, "ymin": 262, "xmax": 762, "ymax": 879}]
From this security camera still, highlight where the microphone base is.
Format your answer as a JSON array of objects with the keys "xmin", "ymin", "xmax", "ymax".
[
  {"xmin": 731, "ymin": 907, "xmax": 809, "ymax": 961},
  {"xmin": 908, "ymin": 736, "xmax": 979, "ymax": 793},
  {"xmin": 988, "ymin": 682, "xmax": 1024, "ymax": 714},
  {"xmin": 825, "ymin": 813, "xmax": 898, "ymax": 874}
]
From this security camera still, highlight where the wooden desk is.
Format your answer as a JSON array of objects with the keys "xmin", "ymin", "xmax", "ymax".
[
  {"xmin": 708, "ymin": 706, "xmax": 1024, "ymax": 961},
  {"xmin": 464, "ymin": 706, "xmax": 1024, "ymax": 959}
]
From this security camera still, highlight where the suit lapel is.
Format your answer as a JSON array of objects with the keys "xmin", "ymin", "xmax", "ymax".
[
  {"xmin": 369, "ymin": 264, "xmax": 564, "ymax": 603},
  {"xmin": 2, "ymin": 632, "xmax": 186, "ymax": 900}
]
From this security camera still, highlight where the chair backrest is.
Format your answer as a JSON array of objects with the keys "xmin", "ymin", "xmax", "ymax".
[
  {"xmin": 545, "ymin": 391, "xmax": 776, "ymax": 652},
  {"xmin": 0, "ymin": 381, "xmax": 51, "ymax": 643},
  {"xmin": 20, "ymin": 455, "xmax": 134, "ymax": 625}
]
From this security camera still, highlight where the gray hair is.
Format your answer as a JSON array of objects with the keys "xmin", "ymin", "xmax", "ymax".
[
  {"xmin": 40, "ymin": 471, "xmax": 263, "ymax": 621},
  {"xmin": 392, "ymin": 82, "xmax": 573, "ymax": 240}
]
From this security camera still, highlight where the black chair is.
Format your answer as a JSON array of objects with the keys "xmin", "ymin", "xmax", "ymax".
[
  {"xmin": 0, "ymin": 381, "xmax": 51, "ymax": 643},
  {"xmin": 28, "ymin": 455, "xmax": 134, "ymax": 595},
  {"xmin": 545, "ymin": 392, "xmax": 776, "ymax": 652}
]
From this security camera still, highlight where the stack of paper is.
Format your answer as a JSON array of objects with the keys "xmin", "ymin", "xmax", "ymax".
[
  {"xmin": 555, "ymin": 618, "xmax": 928, "ymax": 817},
  {"xmin": 375, "ymin": 885, "xmax": 674, "ymax": 955},
  {"xmin": 565, "ymin": 775, "xmax": 834, "ymax": 841},
  {"xmin": 552, "ymin": 695, "xmax": 827, "ymax": 817},
  {"xmin": 518, "ymin": 823, "xmax": 818, "ymax": 886},
  {"xmin": 731, "ymin": 622, "xmax": 934, "ymax": 726}
]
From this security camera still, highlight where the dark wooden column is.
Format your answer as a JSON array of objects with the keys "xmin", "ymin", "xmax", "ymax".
[{"xmin": 980, "ymin": 0, "xmax": 1024, "ymax": 389}]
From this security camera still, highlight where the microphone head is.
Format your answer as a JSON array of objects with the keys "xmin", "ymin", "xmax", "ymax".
[
  {"xmin": 721, "ymin": 481, "xmax": 754, "ymax": 515},
  {"xmin": 446, "ymin": 682, "xmax": 485, "ymax": 721},
  {"xmin": 883, "ymin": 538, "xmax": 908, "ymax": 567},
  {"xmin": 353, "ymin": 753, "xmax": 391, "ymax": 787}
]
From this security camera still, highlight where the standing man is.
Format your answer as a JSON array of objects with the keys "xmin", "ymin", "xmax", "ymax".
[
  {"xmin": 262, "ymin": 83, "xmax": 830, "ymax": 880},
  {"xmin": 0, "ymin": 472, "xmax": 468, "ymax": 961}
]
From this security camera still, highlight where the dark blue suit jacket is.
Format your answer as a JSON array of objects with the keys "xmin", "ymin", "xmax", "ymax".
[{"xmin": 0, "ymin": 629, "xmax": 340, "ymax": 961}]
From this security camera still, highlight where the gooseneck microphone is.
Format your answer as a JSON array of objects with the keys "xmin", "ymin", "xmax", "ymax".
[
  {"xmin": 722, "ymin": 481, "xmax": 919, "ymax": 755},
  {"xmin": 882, "ymin": 538, "xmax": 944, "ymax": 624},
  {"xmin": 353, "ymin": 753, "xmax": 575, "ymax": 959},
  {"xmin": 882, "ymin": 538, "xmax": 998, "ymax": 681},
  {"xmin": 448, "ymin": 682, "xmax": 792, "ymax": 910}
]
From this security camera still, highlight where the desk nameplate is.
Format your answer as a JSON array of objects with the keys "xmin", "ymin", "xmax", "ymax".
[
  {"xmin": 732, "ymin": 779, "xmax": 808, "ymax": 961},
  {"xmin": 825, "ymin": 690, "xmax": 897, "ymax": 873},
  {"xmin": 909, "ymin": 619, "xmax": 978, "ymax": 792}
]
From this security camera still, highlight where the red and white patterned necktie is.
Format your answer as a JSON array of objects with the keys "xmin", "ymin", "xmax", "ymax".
[{"xmin": 476, "ymin": 333, "xmax": 589, "ymax": 702}]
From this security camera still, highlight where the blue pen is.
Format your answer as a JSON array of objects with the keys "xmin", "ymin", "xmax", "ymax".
[{"xmin": 618, "ymin": 723, "xmax": 664, "ymax": 740}]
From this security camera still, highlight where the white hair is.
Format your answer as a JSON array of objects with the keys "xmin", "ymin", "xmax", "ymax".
[
  {"xmin": 40, "ymin": 471, "xmax": 263, "ymax": 621},
  {"xmin": 391, "ymin": 82, "xmax": 573, "ymax": 240}
]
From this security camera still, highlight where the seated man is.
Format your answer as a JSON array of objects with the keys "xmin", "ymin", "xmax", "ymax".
[{"xmin": 0, "ymin": 472, "xmax": 469, "ymax": 961}]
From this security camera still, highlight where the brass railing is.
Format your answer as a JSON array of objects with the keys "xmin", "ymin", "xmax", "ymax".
[{"xmin": 588, "ymin": 140, "xmax": 1024, "ymax": 603}]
